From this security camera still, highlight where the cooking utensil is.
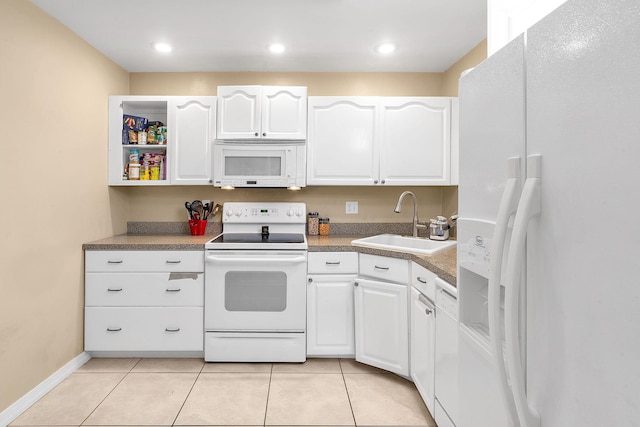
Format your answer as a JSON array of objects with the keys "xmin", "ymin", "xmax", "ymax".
[
  {"xmin": 185, "ymin": 201, "xmax": 194, "ymax": 220},
  {"xmin": 190, "ymin": 200, "xmax": 203, "ymax": 220}
]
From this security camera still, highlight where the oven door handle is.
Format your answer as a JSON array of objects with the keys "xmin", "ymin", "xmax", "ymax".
[{"xmin": 206, "ymin": 255, "xmax": 307, "ymax": 264}]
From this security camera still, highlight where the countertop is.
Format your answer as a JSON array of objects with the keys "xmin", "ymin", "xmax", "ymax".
[{"xmin": 83, "ymin": 233, "xmax": 457, "ymax": 285}]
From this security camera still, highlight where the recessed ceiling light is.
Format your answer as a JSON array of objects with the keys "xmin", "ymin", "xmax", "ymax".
[
  {"xmin": 375, "ymin": 42, "xmax": 397, "ymax": 54},
  {"xmin": 152, "ymin": 42, "xmax": 172, "ymax": 53},
  {"xmin": 269, "ymin": 43, "xmax": 286, "ymax": 54}
]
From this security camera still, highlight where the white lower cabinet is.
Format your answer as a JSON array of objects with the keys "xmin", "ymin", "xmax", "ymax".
[
  {"xmin": 354, "ymin": 253, "xmax": 409, "ymax": 376},
  {"xmin": 84, "ymin": 250, "xmax": 204, "ymax": 354},
  {"xmin": 410, "ymin": 287, "xmax": 436, "ymax": 415},
  {"xmin": 306, "ymin": 252, "xmax": 357, "ymax": 356}
]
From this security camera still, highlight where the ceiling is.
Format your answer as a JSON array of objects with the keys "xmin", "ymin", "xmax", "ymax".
[{"xmin": 30, "ymin": 0, "xmax": 487, "ymax": 73}]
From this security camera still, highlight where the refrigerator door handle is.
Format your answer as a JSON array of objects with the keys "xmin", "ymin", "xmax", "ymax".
[
  {"xmin": 488, "ymin": 156, "xmax": 521, "ymax": 425},
  {"xmin": 504, "ymin": 154, "xmax": 542, "ymax": 427}
]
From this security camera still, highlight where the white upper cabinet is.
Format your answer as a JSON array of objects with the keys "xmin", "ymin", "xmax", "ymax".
[
  {"xmin": 217, "ymin": 85, "xmax": 307, "ymax": 140},
  {"xmin": 307, "ymin": 96, "xmax": 454, "ymax": 186},
  {"xmin": 169, "ymin": 96, "xmax": 216, "ymax": 185},
  {"xmin": 380, "ymin": 97, "xmax": 451, "ymax": 186},
  {"xmin": 108, "ymin": 96, "xmax": 170, "ymax": 186},
  {"xmin": 488, "ymin": 0, "xmax": 567, "ymax": 55},
  {"xmin": 108, "ymin": 95, "xmax": 216, "ymax": 186},
  {"xmin": 307, "ymin": 97, "xmax": 379, "ymax": 185}
]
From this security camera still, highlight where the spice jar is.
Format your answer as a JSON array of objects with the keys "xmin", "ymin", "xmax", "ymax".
[
  {"xmin": 308, "ymin": 212, "xmax": 319, "ymax": 236},
  {"xmin": 319, "ymin": 218, "xmax": 330, "ymax": 236}
]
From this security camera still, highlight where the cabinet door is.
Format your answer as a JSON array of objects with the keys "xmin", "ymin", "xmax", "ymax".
[
  {"xmin": 307, "ymin": 274, "xmax": 356, "ymax": 356},
  {"xmin": 379, "ymin": 97, "xmax": 451, "ymax": 185},
  {"xmin": 410, "ymin": 287, "xmax": 436, "ymax": 414},
  {"xmin": 217, "ymin": 86, "xmax": 261, "ymax": 139},
  {"xmin": 307, "ymin": 97, "xmax": 379, "ymax": 185},
  {"xmin": 354, "ymin": 277, "xmax": 409, "ymax": 376},
  {"xmin": 262, "ymin": 86, "xmax": 307, "ymax": 140},
  {"xmin": 170, "ymin": 96, "xmax": 216, "ymax": 185}
]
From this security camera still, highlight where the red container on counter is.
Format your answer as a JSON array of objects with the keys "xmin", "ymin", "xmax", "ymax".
[{"xmin": 188, "ymin": 220, "xmax": 207, "ymax": 236}]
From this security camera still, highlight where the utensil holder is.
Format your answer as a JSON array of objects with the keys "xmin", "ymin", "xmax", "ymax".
[{"xmin": 188, "ymin": 219, "xmax": 207, "ymax": 236}]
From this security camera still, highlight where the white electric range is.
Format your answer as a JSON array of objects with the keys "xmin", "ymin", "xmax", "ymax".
[{"xmin": 204, "ymin": 202, "xmax": 308, "ymax": 362}]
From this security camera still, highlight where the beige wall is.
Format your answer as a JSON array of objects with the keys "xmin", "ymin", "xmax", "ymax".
[
  {"xmin": 130, "ymin": 72, "xmax": 444, "ymax": 97},
  {"xmin": 0, "ymin": 0, "xmax": 129, "ymax": 413},
  {"xmin": 442, "ymin": 39, "xmax": 487, "ymax": 97}
]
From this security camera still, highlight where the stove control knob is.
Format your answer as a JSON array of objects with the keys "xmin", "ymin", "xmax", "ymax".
[
  {"xmin": 235, "ymin": 209, "xmax": 243, "ymax": 217},
  {"xmin": 295, "ymin": 209, "xmax": 304, "ymax": 217},
  {"xmin": 287, "ymin": 208, "xmax": 294, "ymax": 217},
  {"xmin": 225, "ymin": 209, "xmax": 233, "ymax": 217}
]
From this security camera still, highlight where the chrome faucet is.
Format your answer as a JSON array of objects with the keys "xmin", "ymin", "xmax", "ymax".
[{"xmin": 394, "ymin": 191, "xmax": 428, "ymax": 237}]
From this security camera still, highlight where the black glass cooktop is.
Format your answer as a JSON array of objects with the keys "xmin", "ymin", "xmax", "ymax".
[{"xmin": 209, "ymin": 233, "xmax": 305, "ymax": 244}]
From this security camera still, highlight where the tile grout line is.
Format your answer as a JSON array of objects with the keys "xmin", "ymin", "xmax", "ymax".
[
  {"xmin": 171, "ymin": 362, "xmax": 206, "ymax": 426},
  {"xmin": 339, "ymin": 359, "xmax": 358, "ymax": 427},
  {"xmin": 262, "ymin": 363, "xmax": 274, "ymax": 427},
  {"xmin": 78, "ymin": 358, "xmax": 140, "ymax": 426}
]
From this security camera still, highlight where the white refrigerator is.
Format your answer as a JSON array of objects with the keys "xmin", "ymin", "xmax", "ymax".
[{"xmin": 457, "ymin": 1, "xmax": 640, "ymax": 426}]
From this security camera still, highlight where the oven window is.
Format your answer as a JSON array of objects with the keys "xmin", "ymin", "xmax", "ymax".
[
  {"xmin": 224, "ymin": 271, "xmax": 287, "ymax": 311},
  {"xmin": 225, "ymin": 156, "xmax": 282, "ymax": 177}
]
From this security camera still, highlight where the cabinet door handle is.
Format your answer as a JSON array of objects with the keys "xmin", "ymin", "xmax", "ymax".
[
  {"xmin": 425, "ymin": 308, "xmax": 433, "ymax": 316},
  {"xmin": 165, "ymin": 328, "xmax": 181, "ymax": 332},
  {"xmin": 165, "ymin": 288, "xmax": 181, "ymax": 292},
  {"xmin": 107, "ymin": 288, "xmax": 123, "ymax": 292},
  {"xmin": 325, "ymin": 261, "xmax": 341, "ymax": 265},
  {"xmin": 417, "ymin": 277, "xmax": 427, "ymax": 284},
  {"xmin": 165, "ymin": 260, "xmax": 182, "ymax": 264},
  {"xmin": 374, "ymin": 265, "xmax": 389, "ymax": 270},
  {"xmin": 381, "ymin": 180, "xmax": 386, "ymax": 184},
  {"xmin": 308, "ymin": 278, "xmax": 313, "ymax": 283},
  {"xmin": 374, "ymin": 180, "xmax": 379, "ymax": 184},
  {"xmin": 106, "ymin": 327, "xmax": 122, "ymax": 332},
  {"xmin": 262, "ymin": 132, "xmax": 266, "ymax": 137},
  {"xmin": 255, "ymin": 132, "xmax": 259, "ymax": 137},
  {"xmin": 107, "ymin": 260, "xmax": 123, "ymax": 264},
  {"xmin": 354, "ymin": 281, "xmax": 359, "ymax": 287}
]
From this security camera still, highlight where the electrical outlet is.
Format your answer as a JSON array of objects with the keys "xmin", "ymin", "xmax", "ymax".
[{"xmin": 346, "ymin": 201, "xmax": 358, "ymax": 214}]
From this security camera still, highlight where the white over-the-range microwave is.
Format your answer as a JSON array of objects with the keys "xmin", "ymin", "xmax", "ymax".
[{"xmin": 212, "ymin": 141, "xmax": 306, "ymax": 188}]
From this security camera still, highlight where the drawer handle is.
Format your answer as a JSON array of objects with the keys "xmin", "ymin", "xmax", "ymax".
[
  {"xmin": 417, "ymin": 277, "xmax": 427, "ymax": 284},
  {"xmin": 107, "ymin": 260, "xmax": 123, "ymax": 264},
  {"xmin": 106, "ymin": 327, "xmax": 122, "ymax": 332},
  {"xmin": 374, "ymin": 265, "xmax": 389, "ymax": 270},
  {"xmin": 166, "ymin": 260, "xmax": 182, "ymax": 264},
  {"xmin": 166, "ymin": 288, "xmax": 181, "ymax": 292},
  {"xmin": 165, "ymin": 328, "xmax": 181, "ymax": 332},
  {"xmin": 325, "ymin": 261, "xmax": 341, "ymax": 265},
  {"xmin": 107, "ymin": 288, "xmax": 123, "ymax": 292}
]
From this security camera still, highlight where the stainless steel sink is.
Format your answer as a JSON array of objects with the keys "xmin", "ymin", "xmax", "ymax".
[{"xmin": 351, "ymin": 234, "xmax": 456, "ymax": 255}]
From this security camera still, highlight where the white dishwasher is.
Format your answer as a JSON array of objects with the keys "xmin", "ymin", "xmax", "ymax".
[{"xmin": 434, "ymin": 278, "xmax": 459, "ymax": 427}]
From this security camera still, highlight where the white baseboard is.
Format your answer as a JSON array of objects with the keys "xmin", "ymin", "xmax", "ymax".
[{"xmin": 0, "ymin": 351, "xmax": 91, "ymax": 427}]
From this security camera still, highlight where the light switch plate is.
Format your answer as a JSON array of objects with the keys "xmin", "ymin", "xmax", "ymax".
[{"xmin": 346, "ymin": 201, "xmax": 358, "ymax": 214}]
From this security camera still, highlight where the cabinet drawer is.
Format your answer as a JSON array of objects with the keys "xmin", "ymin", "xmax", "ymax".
[
  {"xmin": 359, "ymin": 253, "xmax": 409, "ymax": 284},
  {"xmin": 85, "ymin": 307, "xmax": 203, "ymax": 352},
  {"xmin": 85, "ymin": 272, "xmax": 203, "ymax": 307},
  {"xmin": 411, "ymin": 262, "xmax": 437, "ymax": 301},
  {"xmin": 85, "ymin": 251, "xmax": 203, "ymax": 273},
  {"xmin": 308, "ymin": 252, "xmax": 358, "ymax": 274}
]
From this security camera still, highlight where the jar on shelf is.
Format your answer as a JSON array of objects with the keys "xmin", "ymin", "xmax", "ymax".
[
  {"xmin": 128, "ymin": 160, "xmax": 140, "ymax": 180},
  {"xmin": 308, "ymin": 212, "xmax": 319, "ymax": 236},
  {"xmin": 319, "ymin": 218, "xmax": 330, "ymax": 236}
]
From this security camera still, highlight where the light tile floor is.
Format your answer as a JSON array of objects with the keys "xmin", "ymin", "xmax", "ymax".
[{"xmin": 10, "ymin": 358, "xmax": 436, "ymax": 427}]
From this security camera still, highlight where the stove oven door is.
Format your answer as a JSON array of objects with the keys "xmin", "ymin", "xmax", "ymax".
[{"xmin": 205, "ymin": 250, "xmax": 307, "ymax": 331}]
